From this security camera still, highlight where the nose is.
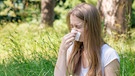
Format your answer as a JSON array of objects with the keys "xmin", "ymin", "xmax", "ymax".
[
  {"xmin": 72, "ymin": 27, "xmax": 77, "ymax": 31},
  {"xmin": 71, "ymin": 28, "xmax": 77, "ymax": 33}
]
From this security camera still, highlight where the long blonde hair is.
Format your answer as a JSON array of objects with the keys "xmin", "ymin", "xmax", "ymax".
[{"xmin": 67, "ymin": 3, "xmax": 103, "ymax": 76}]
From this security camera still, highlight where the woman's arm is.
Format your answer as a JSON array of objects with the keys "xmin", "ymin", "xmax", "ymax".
[
  {"xmin": 54, "ymin": 32, "xmax": 76, "ymax": 76},
  {"xmin": 54, "ymin": 51, "xmax": 67, "ymax": 76},
  {"xmin": 104, "ymin": 59, "xmax": 120, "ymax": 76}
]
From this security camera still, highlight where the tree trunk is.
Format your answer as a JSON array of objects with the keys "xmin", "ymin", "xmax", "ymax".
[
  {"xmin": 40, "ymin": 0, "xmax": 55, "ymax": 28},
  {"xmin": 97, "ymin": 0, "xmax": 132, "ymax": 35}
]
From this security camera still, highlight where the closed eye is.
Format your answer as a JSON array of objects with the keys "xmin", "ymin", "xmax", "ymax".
[
  {"xmin": 70, "ymin": 24, "xmax": 82, "ymax": 29},
  {"xmin": 75, "ymin": 25, "xmax": 81, "ymax": 29}
]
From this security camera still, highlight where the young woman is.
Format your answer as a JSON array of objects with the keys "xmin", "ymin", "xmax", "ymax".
[{"xmin": 54, "ymin": 3, "xmax": 120, "ymax": 76}]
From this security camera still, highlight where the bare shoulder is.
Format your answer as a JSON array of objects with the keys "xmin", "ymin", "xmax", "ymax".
[{"xmin": 104, "ymin": 59, "xmax": 120, "ymax": 76}]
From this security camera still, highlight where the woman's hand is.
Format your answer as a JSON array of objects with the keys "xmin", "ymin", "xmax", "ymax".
[
  {"xmin": 54, "ymin": 31, "xmax": 77, "ymax": 76},
  {"xmin": 59, "ymin": 31, "xmax": 77, "ymax": 55}
]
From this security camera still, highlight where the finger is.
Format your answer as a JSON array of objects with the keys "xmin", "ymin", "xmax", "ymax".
[
  {"xmin": 64, "ymin": 33, "xmax": 71, "ymax": 37},
  {"xmin": 68, "ymin": 42, "xmax": 73, "ymax": 46},
  {"xmin": 65, "ymin": 33, "xmax": 75, "ymax": 38},
  {"xmin": 64, "ymin": 33, "xmax": 76, "ymax": 40},
  {"xmin": 65, "ymin": 37, "xmax": 75, "ymax": 44},
  {"xmin": 65, "ymin": 42, "xmax": 73, "ymax": 49}
]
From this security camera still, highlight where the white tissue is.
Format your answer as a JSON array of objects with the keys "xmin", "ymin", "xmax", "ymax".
[{"xmin": 71, "ymin": 30, "xmax": 81, "ymax": 41}]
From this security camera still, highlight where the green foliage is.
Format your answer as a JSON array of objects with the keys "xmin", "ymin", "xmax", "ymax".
[
  {"xmin": 85, "ymin": 0, "xmax": 97, "ymax": 5},
  {"xmin": 0, "ymin": 0, "xmax": 135, "ymax": 28},
  {"xmin": 0, "ymin": 0, "xmax": 40, "ymax": 23},
  {"xmin": 54, "ymin": 0, "xmax": 97, "ymax": 21},
  {"xmin": 0, "ymin": 0, "xmax": 135, "ymax": 76},
  {"xmin": 104, "ymin": 32, "xmax": 135, "ymax": 76},
  {"xmin": 0, "ymin": 21, "xmax": 135, "ymax": 76},
  {"xmin": 131, "ymin": 0, "xmax": 135, "ymax": 27},
  {"xmin": 0, "ymin": 22, "xmax": 68, "ymax": 76}
]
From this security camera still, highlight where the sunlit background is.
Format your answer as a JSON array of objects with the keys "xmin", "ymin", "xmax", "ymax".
[{"xmin": 0, "ymin": 0, "xmax": 135, "ymax": 76}]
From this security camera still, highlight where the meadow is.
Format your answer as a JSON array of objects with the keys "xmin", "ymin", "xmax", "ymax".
[
  {"xmin": 0, "ymin": 19, "xmax": 135, "ymax": 76},
  {"xmin": 0, "ymin": 0, "xmax": 135, "ymax": 75}
]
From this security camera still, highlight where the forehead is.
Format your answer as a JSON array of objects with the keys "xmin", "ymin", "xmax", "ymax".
[{"xmin": 70, "ymin": 14, "xmax": 83, "ymax": 25}]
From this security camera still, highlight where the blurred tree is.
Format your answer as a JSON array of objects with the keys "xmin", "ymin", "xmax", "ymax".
[
  {"xmin": 40, "ymin": 0, "xmax": 55, "ymax": 28},
  {"xmin": 22, "ymin": 0, "xmax": 28, "ymax": 10},
  {"xmin": 131, "ymin": 0, "xmax": 135, "ymax": 28},
  {"xmin": 97, "ymin": 0, "xmax": 132, "ymax": 35},
  {"xmin": 0, "ymin": 0, "xmax": 22, "ymax": 23}
]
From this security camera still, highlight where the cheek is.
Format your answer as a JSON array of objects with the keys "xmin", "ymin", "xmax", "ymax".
[{"xmin": 80, "ymin": 31, "xmax": 84, "ymax": 40}]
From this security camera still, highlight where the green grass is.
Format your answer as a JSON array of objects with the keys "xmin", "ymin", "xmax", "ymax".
[
  {"xmin": 0, "ymin": 0, "xmax": 135, "ymax": 76},
  {"xmin": 104, "ymin": 32, "xmax": 135, "ymax": 76},
  {"xmin": 0, "ymin": 21, "xmax": 135, "ymax": 76},
  {"xmin": 0, "ymin": 22, "xmax": 67, "ymax": 76}
]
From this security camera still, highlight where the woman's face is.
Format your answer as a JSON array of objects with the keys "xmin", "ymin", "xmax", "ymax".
[{"xmin": 70, "ymin": 15, "xmax": 84, "ymax": 42}]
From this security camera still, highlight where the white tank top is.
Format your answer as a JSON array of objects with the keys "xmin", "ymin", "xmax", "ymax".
[{"xmin": 67, "ymin": 44, "xmax": 120, "ymax": 76}]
